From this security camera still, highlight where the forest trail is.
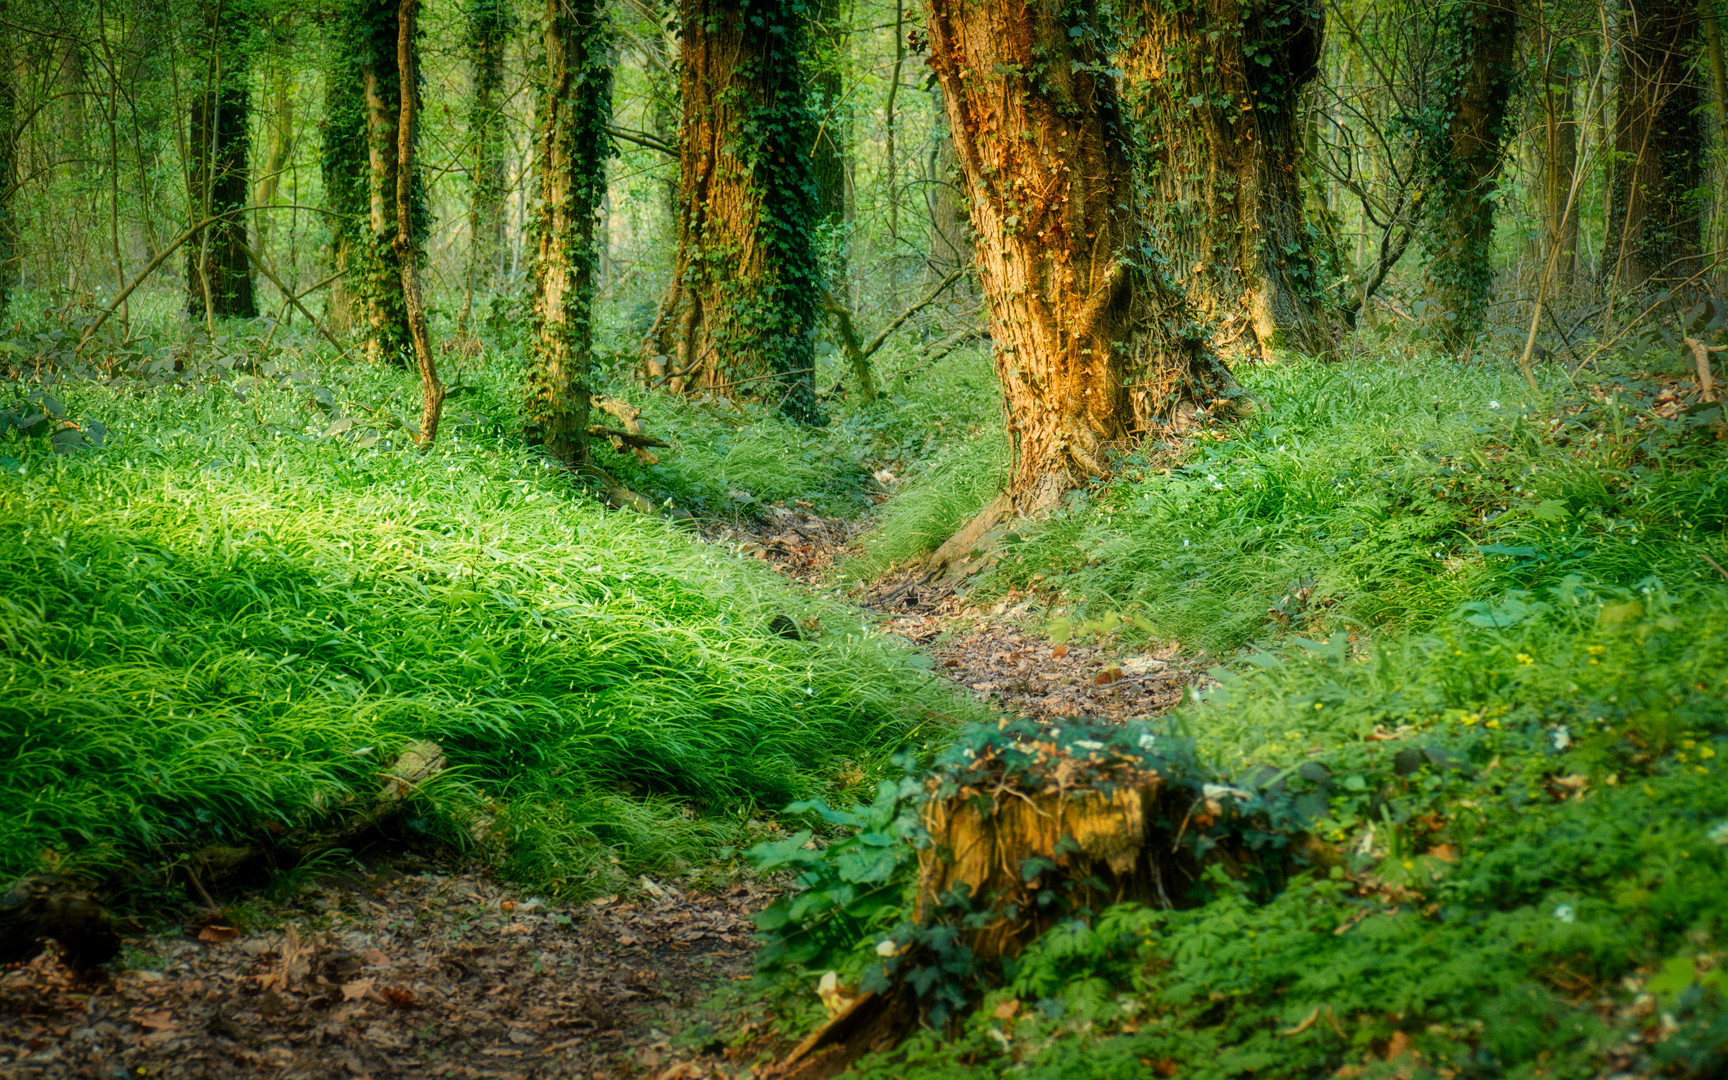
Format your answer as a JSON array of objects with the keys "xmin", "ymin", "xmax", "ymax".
[{"xmin": 0, "ymin": 499, "xmax": 1201, "ymax": 1080}]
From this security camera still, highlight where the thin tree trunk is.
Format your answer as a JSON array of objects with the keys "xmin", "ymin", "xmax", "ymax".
[
  {"xmin": 253, "ymin": 57, "xmax": 293, "ymax": 257},
  {"xmin": 1421, "ymin": 0, "xmax": 1519, "ymax": 345},
  {"xmin": 185, "ymin": 3, "xmax": 256, "ymax": 320},
  {"xmin": 395, "ymin": 0, "xmax": 442, "ymax": 445},
  {"xmin": 925, "ymin": 115, "xmax": 972, "ymax": 285},
  {"xmin": 0, "ymin": 19, "xmax": 16, "ymax": 315},
  {"xmin": 810, "ymin": 0, "xmax": 849, "ymax": 256},
  {"xmin": 885, "ymin": 0, "xmax": 904, "ymax": 295},
  {"xmin": 923, "ymin": 0, "xmax": 1225, "ymax": 517},
  {"xmin": 1537, "ymin": 36, "xmax": 1580, "ymax": 287},
  {"xmin": 529, "ymin": 0, "xmax": 613, "ymax": 467},
  {"xmin": 1126, "ymin": 0, "xmax": 1328, "ymax": 357},
  {"xmin": 644, "ymin": 0, "xmax": 824, "ymax": 424},
  {"xmin": 1607, "ymin": 0, "xmax": 1705, "ymax": 292},
  {"xmin": 322, "ymin": 11, "xmax": 368, "ymax": 334}
]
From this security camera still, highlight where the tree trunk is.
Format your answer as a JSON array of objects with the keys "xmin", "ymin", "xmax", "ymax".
[
  {"xmin": 322, "ymin": 16, "xmax": 368, "ymax": 334},
  {"xmin": 364, "ymin": 0, "xmax": 413, "ymax": 367},
  {"xmin": 1608, "ymin": 0, "xmax": 1705, "ymax": 292},
  {"xmin": 924, "ymin": 116, "xmax": 973, "ymax": 285},
  {"xmin": 1125, "ymin": 0, "xmax": 1328, "ymax": 358},
  {"xmin": 529, "ymin": 0, "xmax": 613, "ymax": 467},
  {"xmin": 923, "ymin": 0, "xmax": 1224, "ymax": 516},
  {"xmin": 186, "ymin": 3, "xmax": 256, "ymax": 320},
  {"xmin": 1421, "ymin": 0, "xmax": 1518, "ymax": 344},
  {"xmin": 395, "ymin": 0, "xmax": 443, "ymax": 446},
  {"xmin": 810, "ymin": 0, "xmax": 849, "ymax": 252},
  {"xmin": 463, "ymin": 0, "xmax": 512, "ymax": 328},
  {"xmin": 0, "ymin": 23, "xmax": 17, "ymax": 316},
  {"xmin": 1537, "ymin": 48, "xmax": 1579, "ymax": 286},
  {"xmin": 253, "ymin": 61, "xmax": 294, "ymax": 258},
  {"xmin": 644, "ymin": 0, "xmax": 824, "ymax": 424}
]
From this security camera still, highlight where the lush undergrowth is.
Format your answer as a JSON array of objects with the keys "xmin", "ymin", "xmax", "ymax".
[
  {"xmin": 0, "ymin": 342, "xmax": 974, "ymax": 901},
  {"xmin": 742, "ymin": 351, "xmax": 1728, "ymax": 1078}
]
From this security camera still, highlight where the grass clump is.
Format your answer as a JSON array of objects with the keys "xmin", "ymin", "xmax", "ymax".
[{"xmin": 0, "ymin": 357, "xmax": 968, "ymax": 898}]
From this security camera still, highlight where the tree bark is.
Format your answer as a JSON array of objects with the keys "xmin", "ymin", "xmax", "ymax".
[
  {"xmin": 252, "ymin": 60, "xmax": 295, "ymax": 257},
  {"xmin": 395, "ymin": 0, "xmax": 443, "ymax": 445},
  {"xmin": 364, "ymin": 0, "xmax": 413, "ymax": 367},
  {"xmin": 530, "ymin": 0, "xmax": 613, "ymax": 467},
  {"xmin": 1421, "ymin": 0, "xmax": 1519, "ymax": 344},
  {"xmin": 186, "ymin": 3, "xmax": 256, "ymax": 320},
  {"xmin": 0, "ymin": 21, "xmax": 17, "ymax": 316},
  {"xmin": 924, "ymin": 116, "xmax": 973, "ymax": 285},
  {"xmin": 1126, "ymin": 0, "xmax": 1328, "ymax": 358},
  {"xmin": 644, "ymin": 0, "xmax": 824, "ymax": 424},
  {"xmin": 1608, "ymin": 0, "xmax": 1705, "ymax": 292},
  {"xmin": 322, "ymin": 12, "xmax": 368, "ymax": 334},
  {"xmin": 462, "ymin": 0, "xmax": 512, "ymax": 329},
  {"xmin": 809, "ymin": 0, "xmax": 849, "ymax": 245},
  {"xmin": 923, "ymin": 0, "xmax": 1224, "ymax": 516},
  {"xmin": 1536, "ymin": 43, "xmax": 1579, "ymax": 286}
]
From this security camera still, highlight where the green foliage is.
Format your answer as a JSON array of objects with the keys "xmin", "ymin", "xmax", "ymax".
[
  {"xmin": 744, "ymin": 350, "xmax": 1728, "ymax": 1077},
  {"xmin": 0, "ymin": 354, "xmax": 966, "ymax": 897}
]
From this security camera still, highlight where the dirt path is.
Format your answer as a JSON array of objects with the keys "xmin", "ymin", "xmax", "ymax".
[
  {"xmin": 3, "ymin": 504, "xmax": 1195, "ymax": 1080},
  {"xmin": 1, "ymin": 856, "xmax": 765, "ymax": 1079}
]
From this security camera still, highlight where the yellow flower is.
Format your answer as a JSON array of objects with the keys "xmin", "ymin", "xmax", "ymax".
[
  {"xmin": 1485, "ymin": 719, "xmax": 1501, "ymax": 730},
  {"xmin": 1516, "ymin": 653, "xmax": 1534, "ymax": 665},
  {"xmin": 1700, "ymin": 746, "xmax": 1716, "ymax": 760},
  {"xmin": 1681, "ymin": 739, "xmax": 1696, "ymax": 750},
  {"xmin": 1587, "ymin": 644, "xmax": 1606, "ymax": 656}
]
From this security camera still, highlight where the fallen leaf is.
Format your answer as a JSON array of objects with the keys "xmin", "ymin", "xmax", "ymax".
[
  {"xmin": 341, "ymin": 977, "xmax": 375, "ymax": 1002},
  {"xmin": 382, "ymin": 986, "xmax": 418, "ymax": 1009},
  {"xmin": 1094, "ymin": 665, "xmax": 1123, "ymax": 685},
  {"xmin": 992, "ymin": 998, "xmax": 1020, "ymax": 1020},
  {"xmin": 1052, "ymin": 644, "xmax": 1068, "ymax": 658},
  {"xmin": 197, "ymin": 924, "xmax": 239, "ymax": 943},
  {"xmin": 134, "ymin": 1011, "xmax": 176, "ymax": 1032},
  {"xmin": 1384, "ymin": 1030, "xmax": 1412, "ymax": 1060},
  {"xmin": 1425, "ymin": 845, "xmax": 1458, "ymax": 863}
]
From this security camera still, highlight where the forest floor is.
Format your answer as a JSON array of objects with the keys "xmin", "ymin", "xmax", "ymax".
[{"xmin": 1, "ymin": 499, "xmax": 1191, "ymax": 1080}]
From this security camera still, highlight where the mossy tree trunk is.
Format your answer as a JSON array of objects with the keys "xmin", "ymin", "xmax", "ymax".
[
  {"xmin": 395, "ymin": 0, "xmax": 443, "ymax": 445},
  {"xmin": 1125, "ymin": 0, "xmax": 1327, "ymax": 358},
  {"xmin": 322, "ymin": 13, "xmax": 367, "ymax": 334},
  {"xmin": 362, "ymin": 0, "xmax": 413, "ymax": 366},
  {"xmin": 186, "ymin": 2, "xmax": 256, "ymax": 320},
  {"xmin": 1607, "ymin": 0, "xmax": 1704, "ymax": 291},
  {"xmin": 923, "ymin": 0, "xmax": 1223, "ymax": 517},
  {"xmin": 644, "ymin": 0, "xmax": 824, "ymax": 424},
  {"xmin": 528, "ymin": 0, "xmax": 614, "ymax": 467},
  {"xmin": 462, "ymin": 0, "xmax": 513, "ymax": 328},
  {"xmin": 810, "ymin": 0, "xmax": 849, "ymax": 275},
  {"xmin": 0, "ymin": 21, "xmax": 17, "ymax": 316},
  {"xmin": 1420, "ymin": 0, "xmax": 1518, "ymax": 345}
]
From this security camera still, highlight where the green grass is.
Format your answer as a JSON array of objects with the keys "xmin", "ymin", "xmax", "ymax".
[
  {"xmin": 0, "ymin": 347, "xmax": 973, "ymax": 898},
  {"xmin": 742, "ymin": 350, "xmax": 1728, "ymax": 1079}
]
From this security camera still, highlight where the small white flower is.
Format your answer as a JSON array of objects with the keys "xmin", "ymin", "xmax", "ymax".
[
  {"xmin": 1072, "ymin": 739, "xmax": 1105, "ymax": 751},
  {"xmin": 1488, "ymin": 400, "xmax": 1501, "ymax": 409},
  {"xmin": 1138, "ymin": 733, "xmax": 1158, "ymax": 750},
  {"xmin": 876, "ymin": 939, "xmax": 899, "ymax": 957},
  {"xmin": 1707, "ymin": 821, "xmax": 1728, "ymax": 846},
  {"xmin": 1553, "ymin": 904, "xmax": 1575, "ymax": 923},
  {"xmin": 1552, "ymin": 727, "xmax": 1571, "ymax": 751}
]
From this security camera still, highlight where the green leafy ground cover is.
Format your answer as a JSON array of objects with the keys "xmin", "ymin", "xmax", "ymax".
[
  {"xmin": 744, "ymin": 352, "xmax": 1728, "ymax": 1078},
  {"xmin": 0, "ymin": 347, "xmax": 972, "ymax": 901}
]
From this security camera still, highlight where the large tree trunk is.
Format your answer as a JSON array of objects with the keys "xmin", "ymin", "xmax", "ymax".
[
  {"xmin": 462, "ymin": 0, "xmax": 512, "ymax": 328},
  {"xmin": 186, "ymin": 4, "xmax": 256, "ymax": 320},
  {"xmin": 1125, "ymin": 0, "xmax": 1328, "ymax": 358},
  {"xmin": 395, "ymin": 0, "xmax": 443, "ymax": 446},
  {"xmin": 529, "ymin": 0, "xmax": 613, "ymax": 467},
  {"xmin": 1421, "ymin": 0, "xmax": 1518, "ymax": 345},
  {"xmin": 924, "ymin": 0, "xmax": 1224, "ymax": 517},
  {"xmin": 644, "ymin": 0, "xmax": 824, "ymax": 424},
  {"xmin": 322, "ymin": 20, "xmax": 368, "ymax": 334},
  {"xmin": 1607, "ymin": 0, "xmax": 1704, "ymax": 292},
  {"xmin": 810, "ymin": 0, "xmax": 849, "ymax": 264}
]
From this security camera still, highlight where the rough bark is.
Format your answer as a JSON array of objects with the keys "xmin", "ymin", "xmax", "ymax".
[
  {"xmin": 809, "ymin": 0, "xmax": 849, "ymax": 240},
  {"xmin": 186, "ymin": 4, "xmax": 256, "ymax": 320},
  {"xmin": 395, "ymin": 0, "xmax": 443, "ymax": 445},
  {"xmin": 322, "ymin": 18, "xmax": 368, "ymax": 334},
  {"xmin": 644, "ymin": 0, "xmax": 824, "ymax": 424},
  {"xmin": 1608, "ymin": 0, "xmax": 1705, "ymax": 291},
  {"xmin": 1422, "ymin": 0, "xmax": 1519, "ymax": 344},
  {"xmin": 923, "ymin": 0, "xmax": 1223, "ymax": 516},
  {"xmin": 1126, "ymin": 0, "xmax": 1328, "ymax": 357},
  {"xmin": 529, "ymin": 0, "xmax": 613, "ymax": 467}
]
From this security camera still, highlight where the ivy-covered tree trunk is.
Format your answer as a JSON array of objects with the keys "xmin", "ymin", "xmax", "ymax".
[
  {"xmin": 463, "ymin": 0, "xmax": 513, "ymax": 323},
  {"xmin": 395, "ymin": 0, "xmax": 444, "ymax": 444},
  {"xmin": 529, "ymin": 0, "xmax": 613, "ymax": 467},
  {"xmin": 924, "ymin": 0, "xmax": 1223, "ymax": 516},
  {"xmin": 1420, "ymin": 0, "xmax": 1517, "ymax": 344},
  {"xmin": 362, "ymin": 0, "xmax": 413, "ymax": 366},
  {"xmin": 1125, "ymin": 0, "xmax": 1327, "ymax": 358},
  {"xmin": 186, "ymin": 3, "xmax": 256, "ymax": 320},
  {"xmin": 810, "ymin": 0, "xmax": 849, "ymax": 251},
  {"xmin": 0, "ymin": 24, "xmax": 17, "ymax": 316},
  {"xmin": 1607, "ymin": 0, "xmax": 1703, "ymax": 291},
  {"xmin": 322, "ymin": 20, "xmax": 368, "ymax": 334},
  {"xmin": 644, "ymin": 0, "xmax": 824, "ymax": 424}
]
